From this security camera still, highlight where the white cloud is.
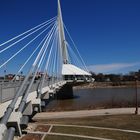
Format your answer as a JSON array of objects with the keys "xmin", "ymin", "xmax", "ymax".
[{"xmin": 88, "ymin": 62, "xmax": 140, "ymax": 74}]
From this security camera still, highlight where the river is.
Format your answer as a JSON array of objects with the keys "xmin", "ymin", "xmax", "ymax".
[{"xmin": 45, "ymin": 87, "xmax": 140, "ymax": 112}]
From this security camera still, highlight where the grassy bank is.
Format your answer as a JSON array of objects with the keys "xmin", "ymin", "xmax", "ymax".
[
  {"xmin": 21, "ymin": 114, "xmax": 140, "ymax": 140},
  {"xmin": 51, "ymin": 125, "xmax": 140, "ymax": 140},
  {"xmin": 45, "ymin": 135, "xmax": 96, "ymax": 140},
  {"xmin": 41, "ymin": 115, "xmax": 140, "ymax": 131}
]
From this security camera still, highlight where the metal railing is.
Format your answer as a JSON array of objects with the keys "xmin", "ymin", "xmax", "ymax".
[{"xmin": 0, "ymin": 78, "xmax": 62, "ymax": 103}]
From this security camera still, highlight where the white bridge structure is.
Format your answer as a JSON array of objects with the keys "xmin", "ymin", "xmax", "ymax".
[{"xmin": 0, "ymin": 0, "xmax": 93, "ymax": 139}]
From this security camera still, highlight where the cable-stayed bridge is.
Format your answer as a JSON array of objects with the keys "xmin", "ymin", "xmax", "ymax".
[{"xmin": 0, "ymin": 0, "xmax": 93, "ymax": 139}]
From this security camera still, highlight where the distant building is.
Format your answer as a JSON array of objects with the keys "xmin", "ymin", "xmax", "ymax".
[{"xmin": 5, "ymin": 74, "xmax": 15, "ymax": 80}]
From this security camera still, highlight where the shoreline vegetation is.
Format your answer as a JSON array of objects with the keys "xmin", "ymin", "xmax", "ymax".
[{"xmin": 73, "ymin": 81, "xmax": 140, "ymax": 89}]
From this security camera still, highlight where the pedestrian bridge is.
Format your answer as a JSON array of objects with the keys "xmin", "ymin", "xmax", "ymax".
[
  {"xmin": 0, "ymin": 0, "xmax": 93, "ymax": 139},
  {"xmin": 0, "ymin": 80, "xmax": 66, "ymax": 118}
]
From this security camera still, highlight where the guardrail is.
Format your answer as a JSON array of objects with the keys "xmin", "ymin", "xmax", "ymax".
[{"xmin": 0, "ymin": 79, "xmax": 59, "ymax": 103}]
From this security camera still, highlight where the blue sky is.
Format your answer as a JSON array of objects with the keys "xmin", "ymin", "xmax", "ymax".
[{"xmin": 0, "ymin": 0, "xmax": 140, "ymax": 74}]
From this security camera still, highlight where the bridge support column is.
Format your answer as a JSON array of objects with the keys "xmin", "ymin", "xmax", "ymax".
[{"xmin": 57, "ymin": 84, "xmax": 73, "ymax": 99}]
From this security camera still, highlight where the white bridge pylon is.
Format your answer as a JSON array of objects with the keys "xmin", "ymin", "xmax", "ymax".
[
  {"xmin": 58, "ymin": 0, "xmax": 92, "ymax": 82},
  {"xmin": 0, "ymin": 0, "xmax": 93, "ymax": 139}
]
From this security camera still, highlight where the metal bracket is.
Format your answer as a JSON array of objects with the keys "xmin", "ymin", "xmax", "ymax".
[
  {"xmin": 32, "ymin": 98, "xmax": 41, "ymax": 112},
  {"xmin": 41, "ymin": 92, "xmax": 49, "ymax": 100},
  {"xmin": 23, "ymin": 101, "xmax": 33, "ymax": 116}
]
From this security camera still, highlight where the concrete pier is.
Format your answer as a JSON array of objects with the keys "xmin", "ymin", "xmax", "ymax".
[{"xmin": 57, "ymin": 84, "xmax": 73, "ymax": 99}]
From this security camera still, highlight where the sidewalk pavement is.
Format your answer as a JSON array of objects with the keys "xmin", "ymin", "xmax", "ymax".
[{"xmin": 33, "ymin": 108, "xmax": 137, "ymax": 120}]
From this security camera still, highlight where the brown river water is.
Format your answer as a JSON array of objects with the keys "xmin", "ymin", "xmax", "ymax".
[{"xmin": 45, "ymin": 87, "xmax": 140, "ymax": 112}]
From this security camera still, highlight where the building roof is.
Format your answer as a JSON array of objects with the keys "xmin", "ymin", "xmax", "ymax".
[{"xmin": 62, "ymin": 64, "xmax": 91, "ymax": 76}]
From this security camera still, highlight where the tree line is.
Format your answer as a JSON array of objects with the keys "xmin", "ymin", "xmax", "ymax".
[{"xmin": 90, "ymin": 70, "xmax": 140, "ymax": 82}]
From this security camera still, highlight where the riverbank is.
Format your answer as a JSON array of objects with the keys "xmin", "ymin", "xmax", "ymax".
[{"xmin": 73, "ymin": 81, "xmax": 140, "ymax": 89}]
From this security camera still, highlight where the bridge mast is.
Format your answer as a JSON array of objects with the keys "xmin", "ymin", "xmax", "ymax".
[{"xmin": 58, "ymin": 0, "xmax": 69, "ymax": 64}]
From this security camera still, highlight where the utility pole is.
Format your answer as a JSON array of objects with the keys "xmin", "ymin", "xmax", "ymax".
[{"xmin": 135, "ymin": 76, "xmax": 138, "ymax": 115}]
